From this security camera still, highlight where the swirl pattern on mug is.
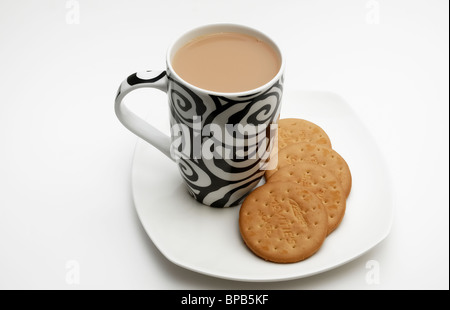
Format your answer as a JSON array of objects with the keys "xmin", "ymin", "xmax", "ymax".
[{"xmin": 168, "ymin": 75, "xmax": 284, "ymax": 207}]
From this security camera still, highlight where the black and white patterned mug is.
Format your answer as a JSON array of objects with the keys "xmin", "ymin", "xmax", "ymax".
[{"xmin": 115, "ymin": 23, "xmax": 285, "ymax": 207}]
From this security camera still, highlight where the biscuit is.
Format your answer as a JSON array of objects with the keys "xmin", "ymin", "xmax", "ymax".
[
  {"xmin": 239, "ymin": 182, "xmax": 328, "ymax": 263},
  {"xmin": 267, "ymin": 163, "xmax": 346, "ymax": 234},
  {"xmin": 265, "ymin": 143, "xmax": 352, "ymax": 197},
  {"xmin": 277, "ymin": 118, "xmax": 332, "ymax": 150}
]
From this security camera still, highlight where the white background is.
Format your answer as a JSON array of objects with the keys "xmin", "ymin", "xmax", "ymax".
[{"xmin": 0, "ymin": 0, "xmax": 448, "ymax": 289}]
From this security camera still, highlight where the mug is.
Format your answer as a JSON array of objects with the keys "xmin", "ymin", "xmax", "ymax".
[{"xmin": 115, "ymin": 23, "xmax": 285, "ymax": 207}]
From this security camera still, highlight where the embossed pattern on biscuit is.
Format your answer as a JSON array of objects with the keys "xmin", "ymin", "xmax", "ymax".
[{"xmin": 267, "ymin": 163, "xmax": 346, "ymax": 234}]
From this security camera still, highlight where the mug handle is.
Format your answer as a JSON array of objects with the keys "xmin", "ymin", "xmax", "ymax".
[{"xmin": 115, "ymin": 70, "xmax": 173, "ymax": 161}]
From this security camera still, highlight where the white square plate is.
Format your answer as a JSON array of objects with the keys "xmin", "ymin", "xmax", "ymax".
[{"xmin": 131, "ymin": 91, "xmax": 394, "ymax": 282}]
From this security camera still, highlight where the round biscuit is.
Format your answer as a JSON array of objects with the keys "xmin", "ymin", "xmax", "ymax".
[{"xmin": 239, "ymin": 182, "xmax": 328, "ymax": 263}]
